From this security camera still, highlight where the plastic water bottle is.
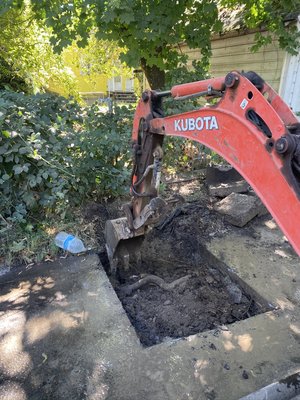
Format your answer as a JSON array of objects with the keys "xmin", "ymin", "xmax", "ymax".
[{"xmin": 54, "ymin": 232, "xmax": 86, "ymax": 254}]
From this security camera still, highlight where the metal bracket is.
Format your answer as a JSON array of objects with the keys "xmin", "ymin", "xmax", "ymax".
[{"xmin": 133, "ymin": 197, "xmax": 167, "ymax": 230}]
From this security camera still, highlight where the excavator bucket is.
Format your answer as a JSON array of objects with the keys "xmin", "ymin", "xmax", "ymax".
[
  {"xmin": 104, "ymin": 197, "xmax": 167, "ymax": 274},
  {"xmin": 104, "ymin": 217, "xmax": 144, "ymax": 274}
]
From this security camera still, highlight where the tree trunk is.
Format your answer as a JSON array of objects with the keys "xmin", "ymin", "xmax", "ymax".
[{"xmin": 141, "ymin": 58, "xmax": 165, "ymax": 90}]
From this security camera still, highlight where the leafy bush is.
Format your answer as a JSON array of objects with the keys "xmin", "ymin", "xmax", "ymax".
[
  {"xmin": 76, "ymin": 103, "xmax": 133, "ymax": 197},
  {"xmin": 0, "ymin": 91, "xmax": 133, "ymax": 224}
]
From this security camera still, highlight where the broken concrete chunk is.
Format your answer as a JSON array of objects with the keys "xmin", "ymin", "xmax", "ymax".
[
  {"xmin": 214, "ymin": 193, "xmax": 260, "ymax": 227},
  {"xmin": 208, "ymin": 180, "xmax": 249, "ymax": 197}
]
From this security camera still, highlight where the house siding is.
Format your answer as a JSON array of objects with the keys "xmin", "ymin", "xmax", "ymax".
[{"xmin": 182, "ymin": 32, "xmax": 285, "ymax": 92}]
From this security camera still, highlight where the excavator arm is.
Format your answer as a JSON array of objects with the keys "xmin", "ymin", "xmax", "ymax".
[{"xmin": 105, "ymin": 71, "xmax": 300, "ymax": 272}]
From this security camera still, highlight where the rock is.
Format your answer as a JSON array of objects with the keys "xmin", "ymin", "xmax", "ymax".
[
  {"xmin": 163, "ymin": 299, "xmax": 172, "ymax": 306},
  {"xmin": 226, "ymin": 283, "xmax": 243, "ymax": 304},
  {"xmin": 242, "ymin": 370, "xmax": 249, "ymax": 379},
  {"xmin": 206, "ymin": 276, "xmax": 214, "ymax": 284},
  {"xmin": 214, "ymin": 193, "xmax": 260, "ymax": 227}
]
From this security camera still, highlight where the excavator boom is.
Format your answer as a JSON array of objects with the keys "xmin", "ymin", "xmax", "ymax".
[{"xmin": 105, "ymin": 71, "xmax": 300, "ymax": 271}]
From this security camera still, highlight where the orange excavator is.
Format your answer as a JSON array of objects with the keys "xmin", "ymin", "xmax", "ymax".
[{"xmin": 105, "ymin": 71, "xmax": 300, "ymax": 272}]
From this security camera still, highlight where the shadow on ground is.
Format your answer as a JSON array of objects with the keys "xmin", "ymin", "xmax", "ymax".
[{"xmin": 0, "ymin": 255, "xmax": 116, "ymax": 400}]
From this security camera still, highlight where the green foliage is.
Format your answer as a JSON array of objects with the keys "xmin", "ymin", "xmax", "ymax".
[
  {"xmin": 4, "ymin": 0, "xmax": 221, "ymax": 87},
  {"xmin": 32, "ymin": 0, "xmax": 220, "ymax": 70},
  {"xmin": 92, "ymin": 1, "xmax": 220, "ymax": 71},
  {"xmin": 0, "ymin": 91, "xmax": 133, "ymax": 225},
  {"xmin": 0, "ymin": 0, "xmax": 298, "ymax": 93},
  {"xmin": 0, "ymin": 5, "xmax": 78, "ymax": 95},
  {"xmin": 65, "ymin": 33, "xmax": 132, "ymax": 81},
  {"xmin": 73, "ymin": 103, "xmax": 133, "ymax": 196},
  {"xmin": 0, "ymin": 55, "xmax": 29, "ymax": 93},
  {"xmin": 165, "ymin": 60, "xmax": 210, "ymax": 88},
  {"xmin": 3, "ymin": 0, "xmax": 299, "ymax": 89}
]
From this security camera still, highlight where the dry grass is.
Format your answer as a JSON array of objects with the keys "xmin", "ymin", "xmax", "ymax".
[{"xmin": 0, "ymin": 207, "xmax": 100, "ymax": 269}]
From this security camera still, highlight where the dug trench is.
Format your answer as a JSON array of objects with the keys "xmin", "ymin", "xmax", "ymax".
[{"xmin": 99, "ymin": 200, "xmax": 273, "ymax": 347}]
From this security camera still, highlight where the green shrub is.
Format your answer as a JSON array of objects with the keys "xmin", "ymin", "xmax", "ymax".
[
  {"xmin": 0, "ymin": 91, "xmax": 133, "ymax": 224},
  {"xmin": 76, "ymin": 103, "xmax": 133, "ymax": 197}
]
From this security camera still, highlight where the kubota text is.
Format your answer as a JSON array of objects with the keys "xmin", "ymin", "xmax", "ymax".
[{"xmin": 174, "ymin": 116, "xmax": 219, "ymax": 132}]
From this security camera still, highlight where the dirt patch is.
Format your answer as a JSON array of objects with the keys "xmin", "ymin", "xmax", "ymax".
[{"xmin": 105, "ymin": 254, "xmax": 269, "ymax": 347}]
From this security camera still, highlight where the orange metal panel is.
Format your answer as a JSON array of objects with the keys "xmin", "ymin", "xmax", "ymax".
[
  {"xmin": 171, "ymin": 77, "xmax": 225, "ymax": 97},
  {"xmin": 132, "ymin": 73, "xmax": 300, "ymax": 257}
]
